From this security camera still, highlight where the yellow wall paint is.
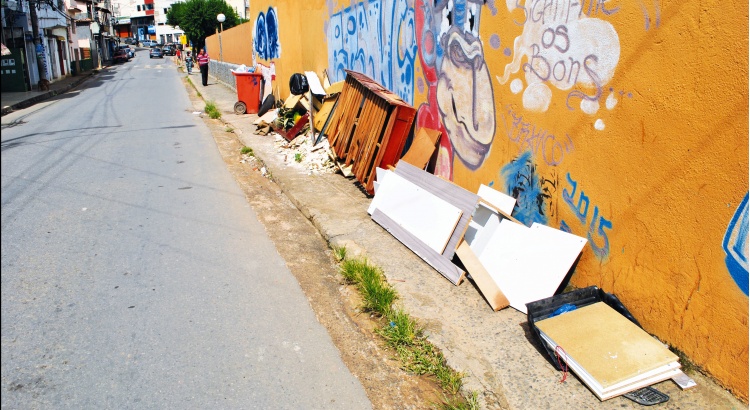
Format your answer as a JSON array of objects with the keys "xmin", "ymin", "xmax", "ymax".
[{"xmin": 208, "ymin": 0, "xmax": 749, "ymax": 398}]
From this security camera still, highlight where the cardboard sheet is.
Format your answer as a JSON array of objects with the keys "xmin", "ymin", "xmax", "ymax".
[{"xmin": 305, "ymin": 71, "xmax": 326, "ymax": 95}]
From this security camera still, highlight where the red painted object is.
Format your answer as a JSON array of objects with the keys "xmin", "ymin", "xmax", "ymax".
[
  {"xmin": 274, "ymin": 113, "xmax": 310, "ymax": 141},
  {"xmin": 232, "ymin": 72, "xmax": 262, "ymax": 114}
]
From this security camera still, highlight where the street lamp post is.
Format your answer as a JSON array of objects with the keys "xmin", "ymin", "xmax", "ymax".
[{"xmin": 216, "ymin": 13, "xmax": 225, "ymax": 62}]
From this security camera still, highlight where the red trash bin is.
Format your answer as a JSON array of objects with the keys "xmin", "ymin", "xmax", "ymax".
[{"xmin": 231, "ymin": 71, "xmax": 262, "ymax": 114}]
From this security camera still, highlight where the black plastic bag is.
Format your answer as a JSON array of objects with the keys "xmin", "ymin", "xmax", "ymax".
[{"xmin": 289, "ymin": 73, "xmax": 309, "ymax": 95}]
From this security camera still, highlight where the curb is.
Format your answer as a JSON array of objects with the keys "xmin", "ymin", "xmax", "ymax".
[{"xmin": 1, "ymin": 72, "xmax": 96, "ymax": 117}]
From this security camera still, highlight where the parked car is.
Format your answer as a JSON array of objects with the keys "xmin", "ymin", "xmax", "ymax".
[
  {"xmin": 124, "ymin": 37, "xmax": 137, "ymax": 45},
  {"xmin": 149, "ymin": 47, "xmax": 164, "ymax": 58},
  {"xmin": 117, "ymin": 45, "xmax": 134, "ymax": 59},
  {"xmin": 143, "ymin": 40, "xmax": 159, "ymax": 48},
  {"xmin": 113, "ymin": 48, "xmax": 129, "ymax": 63},
  {"xmin": 162, "ymin": 45, "xmax": 175, "ymax": 56}
]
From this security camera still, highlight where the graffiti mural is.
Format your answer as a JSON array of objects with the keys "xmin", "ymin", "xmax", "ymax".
[
  {"xmin": 497, "ymin": 0, "xmax": 620, "ymax": 117},
  {"xmin": 724, "ymin": 193, "xmax": 749, "ymax": 296},
  {"xmin": 498, "ymin": 151, "xmax": 557, "ymax": 226},
  {"xmin": 415, "ymin": 0, "xmax": 496, "ymax": 179},
  {"xmin": 254, "ymin": 7, "xmax": 281, "ymax": 60},
  {"xmin": 501, "ymin": 104, "xmax": 574, "ymax": 166},
  {"xmin": 326, "ymin": 0, "xmax": 417, "ymax": 104},
  {"xmin": 561, "ymin": 172, "xmax": 613, "ymax": 260}
]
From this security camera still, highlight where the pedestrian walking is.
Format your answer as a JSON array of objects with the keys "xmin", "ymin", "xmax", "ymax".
[
  {"xmin": 185, "ymin": 51, "xmax": 193, "ymax": 74},
  {"xmin": 197, "ymin": 49, "xmax": 210, "ymax": 86},
  {"xmin": 176, "ymin": 47, "xmax": 181, "ymax": 62}
]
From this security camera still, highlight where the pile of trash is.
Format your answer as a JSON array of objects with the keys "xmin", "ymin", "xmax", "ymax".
[{"xmin": 272, "ymin": 132, "xmax": 337, "ymax": 175}]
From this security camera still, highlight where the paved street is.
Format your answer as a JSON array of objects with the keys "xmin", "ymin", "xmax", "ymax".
[{"xmin": 1, "ymin": 51, "xmax": 371, "ymax": 409}]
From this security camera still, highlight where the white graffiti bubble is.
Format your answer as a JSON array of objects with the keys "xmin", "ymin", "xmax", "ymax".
[
  {"xmin": 594, "ymin": 119, "xmax": 605, "ymax": 130},
  {"xmin": 510, "ymin": 78, "xmax": 524, "ymax": 94},
  {"xmin": 606, "ymin": 92, "xmax": 618, "ymax": 110},
  {"xmin": 522, "ymin": 82, "xmax": 552, "ymax": 112},
  {"xmin": 580, "ymin": 98, "xmax": 600, "ymax": 115}
]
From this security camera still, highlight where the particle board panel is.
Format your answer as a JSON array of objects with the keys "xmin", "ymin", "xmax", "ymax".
[
  {"xmin": 477, "ymin": 220, "xmax": 587, "ymax": 313},
  {"xmin": 368, "ymin": 171, "xmax": 463, "ymax": 254},
  {"xmin": 456, "ymin": 241, "xmax": 509, "ymax": 311},
  {"xmin": 536, "ymin": 302, "xmax": 680, "ymax": 399},
  {"xmin": 371, "ymin": 209, "xmax": 465, "ymax": 285},
  {"xmin": 394, "ymin": 161, "xmax": 480, "ymax": 259}
]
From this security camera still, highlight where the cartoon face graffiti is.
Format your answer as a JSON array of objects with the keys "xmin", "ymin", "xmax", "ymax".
[
  {"xmin": 416, "ymin": 0, "xmax": 496, "ymax": 176},
  {"xmin": 436, "ymin": 25, "xmax": 496, "ymax": 170}
]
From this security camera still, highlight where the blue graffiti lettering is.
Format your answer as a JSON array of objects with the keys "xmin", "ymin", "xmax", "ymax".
[
  {"xmin": 562, "ymin": 172, "xmax": 613, "ymax": 260},
  {"xmin": 723, "ymin": 193, "xmax": 749, "ymax": 296},
  {"xmin": 327, "ymin": 0, "xmax": 417, "ymax": 104},
  {"xmin": 254, "ymin": 7, "xmax": 280, "ymax": 60}
]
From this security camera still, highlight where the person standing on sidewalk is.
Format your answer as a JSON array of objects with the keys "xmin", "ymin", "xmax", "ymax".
[{"xmin": 197, "ymin": 49, "xmax": 210, "ymax": 86}]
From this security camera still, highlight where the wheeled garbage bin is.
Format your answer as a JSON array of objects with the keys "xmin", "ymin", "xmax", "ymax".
[{"xmin": 231, "ymin": 71, "xmax": 262, "ymax": 114}]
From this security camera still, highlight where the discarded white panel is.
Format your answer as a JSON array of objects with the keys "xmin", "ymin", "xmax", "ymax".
[
  {"xmin": 478, "ymin": 220, "xmax": 587, "ymax": 313},
  {"xmin": 369, "ymin": 172, "xmax": 462, "ymax": 254},
  {"xmin": 477, "ymin": 184, "xmax": 516, "ymax": 216},
  {"xmin": 304, "ymin": 71, "xmax": 327, "ymax": 96}
]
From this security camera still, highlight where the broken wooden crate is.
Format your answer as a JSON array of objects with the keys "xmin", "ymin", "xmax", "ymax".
[{"xmin": 327, "ymin": 70, "xmax": 416, "ymax": 194}]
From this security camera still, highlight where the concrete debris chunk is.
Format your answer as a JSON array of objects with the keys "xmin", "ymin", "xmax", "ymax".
[{"xmin": 271, "ymin": 131, "xmax": 337, "ymax": 175}]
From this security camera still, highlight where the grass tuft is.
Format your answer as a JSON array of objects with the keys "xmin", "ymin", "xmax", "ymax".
[
  {"xmin": 241, "ymin": 146, "xmax": 254, "ymax": 155},
  {"xmin": 332, "ymin": 245, "xmax": 347, "ymax": 262},
  {"xmin": 294, "ymin": 152, "xmax": 304, "ymax": 162},
  {"xmin": 205, "ymin": 100, "xmax": 221, "ymax": 119},
  {"xmin": 335, "ymin": 254, "xmax": 471, "ymax": 406}
]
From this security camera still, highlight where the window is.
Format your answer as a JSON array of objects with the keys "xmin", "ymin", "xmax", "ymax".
[
  {"xmin": 163, "ymin": 8, "xmax": 167, "ymax": 14},
  {"xmin": 136, "ymin": 5, "xmax": 140, "ymax": 11}
]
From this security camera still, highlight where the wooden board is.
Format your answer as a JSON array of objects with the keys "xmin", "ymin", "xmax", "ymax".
[
  {"xmin": 371, "ymin": 209, "xmax": 465, "ymax": 285},
  {"xmin": 325, "ymin": 80, "xmax": 344, "ymax": 95},
  {"xmin": 537, "ymin": 302, "xmax": 679, "ymax": 399},
  {"xmin": 456, "ymin": 241, "xmax": 509, "ymax": 311},
  {"xmin": 394, "ymin": 161, "xmax": 479, "ymax": 259},
  {"xmin": 478, "ymin": 220, "xmax": 587, "ymax": 313},
  {"xmin": 400, "ymin": 127, "xmax": 441, "ymax": 170},
  {"xmin": 368, "ymin": 171, "xmax": 463, "ymax": 254}
]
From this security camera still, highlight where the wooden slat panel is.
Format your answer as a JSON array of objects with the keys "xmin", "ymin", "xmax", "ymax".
[{"xmin": 356, "ymin": 99, "xmax": 389, "ymax": 181}]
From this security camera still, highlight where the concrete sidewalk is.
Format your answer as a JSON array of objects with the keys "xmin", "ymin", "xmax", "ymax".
[{"xmin": 1, "ymin": 71, "xmax": 98, "ymax": 116}]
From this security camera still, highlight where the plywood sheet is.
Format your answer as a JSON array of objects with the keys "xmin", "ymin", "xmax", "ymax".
[
  {"xmin": 478, "ymin": 221, "xmax": 587, "ymax": 313},
  {"xmin": 537, "ymin": 302, "xmax": 679, "ymax": 396},
  {"xmin": 368, "ymin": 171, "xmax": 463, "ymax": 254},
  {"xmin": 456, "ymin": 241, "xmax": 509, "ymax": 310},
  {"xmin": 400, "ymin": 127, "xmax": 440, "ymax": 170}
]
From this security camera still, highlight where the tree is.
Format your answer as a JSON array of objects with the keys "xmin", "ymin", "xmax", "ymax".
[{"xmin": 165, "ymin": 0, "xmax": 240, "ymax": 52}]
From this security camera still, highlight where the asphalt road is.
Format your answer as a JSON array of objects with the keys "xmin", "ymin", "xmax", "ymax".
[{"xmin": 1, "ymin": 51, "xmax": 371, "ymax": 409}]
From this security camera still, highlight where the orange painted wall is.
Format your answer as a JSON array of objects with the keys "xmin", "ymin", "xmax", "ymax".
[{"xmin": 210, "ymin": 0, "xmax": 749, "ymax": 398}]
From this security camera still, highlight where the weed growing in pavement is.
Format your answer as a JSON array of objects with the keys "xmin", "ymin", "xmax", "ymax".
[
  {"xmin": 240, "ymin": 146, "xmax": 254, "ymax": 156},
  {"xmin": 332, "ymin": 245, "xmax": 347, "ymax": 262},
  {"xmin": 336, "ymin": 255, "xmax": 477, "ymax": 407},
  {"xmin": 226, "ymin": 126, "xmax": 234, "ymax": 133},
  {"xmin": 294, "ymin": 152, "xmax": 304, "ymax": 163},
  {"xmin": 204, "ymin": 100, "xmax": 221, "ymax": 119}
]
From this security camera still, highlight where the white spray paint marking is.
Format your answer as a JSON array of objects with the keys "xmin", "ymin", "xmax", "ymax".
[
  {"xmin": 594, "ymin": 119, "xmax": 605, "ymax": 130},
  {"xmin": 606, "ymin": 92, "xmax": 618, "ymax": 109},
  {"xmin": 580, "ymin": 99, "xmax": 600, "ymax": 115},
  {"xmin": 522, "ymin": 82, "xmax": 552, "ymax": 112},
  {"xmin": 510, "ymin": 78, "xmax": 524, "ymax": 94}
]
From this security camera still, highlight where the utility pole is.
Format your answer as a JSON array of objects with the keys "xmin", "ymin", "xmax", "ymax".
[{"xmin": 27, "ymin": 0, "xmax": 48, "ymax": 85}]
